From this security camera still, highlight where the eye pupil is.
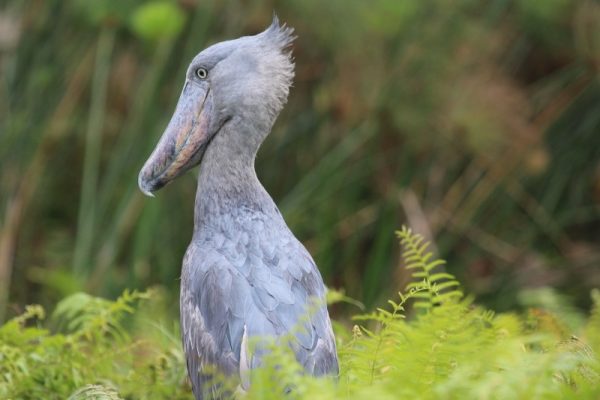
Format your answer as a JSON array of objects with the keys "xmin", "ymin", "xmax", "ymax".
[{"xmin": 196, "ymin": 68, "xmax": 207, "ymax": 79}]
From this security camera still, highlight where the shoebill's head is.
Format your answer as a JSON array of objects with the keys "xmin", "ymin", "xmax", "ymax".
[{"xmin": 139, "ymin": 17, "xmax": 295, "ymax": 196}]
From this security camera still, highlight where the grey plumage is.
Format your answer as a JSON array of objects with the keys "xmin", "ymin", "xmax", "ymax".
[{"xmin": 138, "ymin": 17, "xmax": 338, "ymax": 399}]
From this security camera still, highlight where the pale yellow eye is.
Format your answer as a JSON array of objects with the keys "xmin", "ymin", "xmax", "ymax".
[{"xmin": 195, "ymin": 68, "xmax": 208, "ymax": 79}]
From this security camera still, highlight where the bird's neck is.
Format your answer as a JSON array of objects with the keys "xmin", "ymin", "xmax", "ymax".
[{"xmin": 193, "ymin": 120, "xmax": 271, "ymax": 232}]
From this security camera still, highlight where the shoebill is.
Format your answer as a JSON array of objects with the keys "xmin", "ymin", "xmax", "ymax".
[{"xmin": 138, "ymin": 17, "xmax": 339, "ymax": 399}]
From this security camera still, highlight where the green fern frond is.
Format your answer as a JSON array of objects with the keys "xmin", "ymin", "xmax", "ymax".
[
  {"xmin": 68, "ymin": 384, "xmax": 123, "ymax": 400},
  {"xmin": 52, "ymin": 289, "xmax": 151, "ymax": 343},
  {"xmin": 396, "ymin": 226, "xmax": 463, "ymax": 309},
  {"xmin": 0, "ymin": 304, "xmax": 46, "ymax": 343}
]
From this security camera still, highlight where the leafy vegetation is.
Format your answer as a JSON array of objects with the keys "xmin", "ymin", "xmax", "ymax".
[
  {"xmin": 0, "ymin": 289, "xmax": 191, "ymax": 399},
  {"xmin": 1, "ymin": 228, "xmax": 598, "ymax": 399}
]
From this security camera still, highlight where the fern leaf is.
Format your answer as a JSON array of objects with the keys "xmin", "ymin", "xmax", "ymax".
[{"xmin": 68, "ymin": 384, "xmax": 123, "ymax": 400}]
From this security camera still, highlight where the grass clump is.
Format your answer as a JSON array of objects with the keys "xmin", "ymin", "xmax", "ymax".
[{"xmin": 1, "ymin": 227, "xmax": 599, "ymax": 399}]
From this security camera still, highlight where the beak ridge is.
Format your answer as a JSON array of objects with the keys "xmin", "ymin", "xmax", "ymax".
[{"xmin": 138, "ymin": 81, "xmax": 212, "ymax": 195}]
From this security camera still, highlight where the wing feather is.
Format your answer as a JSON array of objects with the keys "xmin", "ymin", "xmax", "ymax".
[{"xmin": 181, "ymin": 222, "xmax": 339, "ymax": 398}]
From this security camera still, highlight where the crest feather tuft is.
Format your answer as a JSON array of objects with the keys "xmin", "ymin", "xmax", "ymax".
[{"xmin": 262, "ymin": 13, "xmax": 296, "ymax": 52}]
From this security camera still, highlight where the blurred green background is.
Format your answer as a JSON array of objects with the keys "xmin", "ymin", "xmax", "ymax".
[{"xmin": 1, "ymin": 0, "xmax": 599, "ymax": 322}]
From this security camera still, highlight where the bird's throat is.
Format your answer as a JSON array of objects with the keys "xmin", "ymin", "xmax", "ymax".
[{"xmin": 193, "ymin": 122, "xmax": 268, "ymax": 232}]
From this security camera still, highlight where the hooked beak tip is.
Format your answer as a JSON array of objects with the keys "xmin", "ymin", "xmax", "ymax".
[
  {"xmin": 141, "ymin": 188, "xmax": 155, "ymax": 198},
  {"xmin": 138, "ymin": 173, "xmax": 157, "ymax": 198}
]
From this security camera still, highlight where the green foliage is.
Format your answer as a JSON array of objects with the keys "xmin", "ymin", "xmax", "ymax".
[
  {"xmin": 1, "ymin": 228, "xmax": 598, "ymax": 398},
  {"xmin": 0, "ymin": 289, "xmax": 190, "ymax": 399},
  {"xmin": 130, "ymin": 1, "xmax": 186, "ymax": 42}
]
